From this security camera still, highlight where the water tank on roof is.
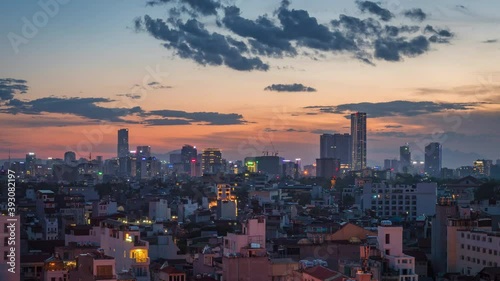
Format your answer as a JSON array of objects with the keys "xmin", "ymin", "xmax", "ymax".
[
  {"xmin": 250, "ymin": 243, "xmax": 260, "ymax": 249},
  {"xmin": 381, "ymin": 220, "xmax": 392, "ymax": 226}
]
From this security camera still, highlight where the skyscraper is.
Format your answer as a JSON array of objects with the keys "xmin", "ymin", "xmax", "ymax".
[
  {"xmin": 400, "ymin": 144, "xmax": 411, "ymax": 173},
  {"xmin": 316, "ymin": 158, "xmax": 340, "ymax": 179},
  {"xmin": 201, "ymin": 148, "xmax": 223, "ymax": 174},
  {"xmin": 181, "ymin": 145, "xmax": 197, "ymax": 174},
  {"xmin": 64, "ymin": 151, "xmax": 76, "ymax": 164},
  {"xmin": 117, "ymin": 129, "xmax": 129, "ymax": 158},
  {"xmin": 425, "ymin": 142, "xmax": 442, "ymax": 177},
  {"xmin": 351, "ymin": 112, "xmax": 367, "ymax": 170},
  {"xmin": 25, "ymin": 152, "xmax": 36, "ymax": 176},
  {"xmin": 320, "ymin": 133, "xmax": 352, "ymax": 168},
  {"xmin": 136, "ymin": 146, "xmax": 151, "ymax": 158}
]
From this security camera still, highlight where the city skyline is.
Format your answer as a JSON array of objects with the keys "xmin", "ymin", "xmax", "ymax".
[{"xmin": 1, "ymin": 0, "xmax": 500, "ymax": 167}]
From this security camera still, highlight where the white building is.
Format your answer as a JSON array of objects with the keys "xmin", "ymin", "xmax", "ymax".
[
  {"xmin": 43, "ymin": 217, "xmax": 59, "ymax": 240},
  {"xmin": 92, "ymin": 200, "xmax": 118, "ymax": 218},
  {"xmin": 36, "ymin": 190, "xmax": 59, "ymax": 240},
  {"xmin": 177, "ymin": 199, "xmax": 198, "ymax": 222},
  {"xmin": 66, "ymin": 220, "xmax": 150, "ymax": 281},
  {"xmin": 217, "ymin": 200, "xmax": 237, "ymax": 220},
  {"xmin": 377, "ymin": 222, "xmax": 419, "ymax": 281},
  {"xmin": 149, "ymin": 199, "xmax": 171, "ymax": 221},
  {"xmin": 362, "ymin": 183, "xmax": 437, "ymax": 220},
  {"xmin": 454, "ymin": 227, "xmax": 500, "ymax": 276}
]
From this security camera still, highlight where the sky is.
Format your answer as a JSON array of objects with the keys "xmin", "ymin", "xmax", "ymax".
[{"xmin": 1, "ymin": 0, "xmax": 500, "ymax": 168}]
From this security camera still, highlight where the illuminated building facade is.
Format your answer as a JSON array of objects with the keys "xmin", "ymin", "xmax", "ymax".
[{"xmin": 201, "ymin": 148, "xmax": 223, "ymax": 174}]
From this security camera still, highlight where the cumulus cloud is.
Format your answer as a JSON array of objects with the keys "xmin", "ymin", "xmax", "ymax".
[
  {"xmin": 424, "ymin": 25, "xmax": 454, "ymax": 43},
  {"xmin": 0, "ymin": 78, "xmax": 28, "ymax": 101},
  {"xmin": 357, "ymin": 1, "xmax": 393, "ymax": 22},
  {"xmin": 135, "ymin": 0, "xmax": 455, "ymax": 70},
  {"xmin": 137, "ymin": 16, "xmax": 269, "ymax": 71},
  {"xmin": 264, "ymin": 83, "xmax": 316, "ymax": 92},
  {"xmin": 403, "ymin": 8, "xmax": 427, "ymax": 22},
  {"xmin": 304, "ymin": 100, "xmax": 481, "ymax": 118}
]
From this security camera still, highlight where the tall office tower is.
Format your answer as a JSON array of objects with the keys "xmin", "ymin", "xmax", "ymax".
[
  {"xmin": 351, "ymin": 112, "xmax": 367, "ymax": 170},
  {"xmin": 136, "ymin": 146, "xmax": 151, "ymax": 158},
  {"xmin": 117, "ymin": 128, "xmax": 129, "ymax": 158},
  {"xmin": 399, "ymin": 144, "xmax": 411, "ymax": 173},
  {"xmin": 320, "ymin": 133, "xmax": 352, "ymax": 168},
  {"xmin": 201, "ymin": 148, "xmax": 222, "ymax": 174},
  {"xmin": 181, "ymin": 145, "xmax": 197, "ymax": 174},
  {"xmin": 316, "ymin": 158, "xmax": 340, "ymax": 179},
  {"xmin": 25, "ymin": 152, "xmax": 36, "ymax": 176},
  {"xmin": 320, "ymin": 134, "xmax": 334, "ymax": 158},
  {"xmin": 384, "ymin": 159, "xmax": 391, "ymax": 170},
  {"xmin": 64, "ymin": 151, "xmax": 76, "ymax": 164},
  {"xmin": 425, "ymin": 142, "xmax": 442, "ymax": 177}
]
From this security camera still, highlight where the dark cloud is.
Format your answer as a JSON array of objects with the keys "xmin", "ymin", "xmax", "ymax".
[
  {"xmin": 146, "ymin": 0, "xmax": 220, "ymax": 16},
  {"xmin": 138, "ymin": 16, "xmax": 269, "ymax": 71},
  {"xmin": 222, "ymin": 6, "xmax": 295, "ymax": 57},
  {"xmin": 1, "ymin": 95, "xmax": 246, "ymax": 126},
  {"xmin": 482, "ymin": 39, "xmax": 498, "ymax": 44},
  {"xmin": 286, "ymin": 128, "xmax": 306, "ymax": 132},
  {"xmin": 264, "ymin": 83, "xmax": 316, "ymax": 92},
  {"xmin": 136, "ymin": 0, "xmax": 455, "ymax": 69},
  {"xmin": 424, "ymin": 25, "xmax": 453, "ymax": 43},
  {"xmin": 357, "ymin": 1, "xmax": 393, "ymax": 22},
  {"xmin": 304, "ymin": 100, "xmax": 481, "ymax": 118},
  {"xmin": 0, "ymin": 115, "xmax": 98, "ymax": 127},
  {"xmin": 331, "ymin": 15, "xmax": 382, "ymax": 37},
  {"xmin": 117, "ymin": 93, "xmax": 142, "ymax": 100},
  {"xmin": 0, "ymin": 78, "xmax": 28, "ymax": 101},
  {"xmin": 310, "ymin": 129, "xmax": 336, "ymax": 135},
  {"xmin": 144, "ymin": 118, "xmax": 192, "ymax": 126},
  {"xmin": 385, "ymin": 125, "xmax": 403, "ymax": 128},
  {"xmin": 1, "ymin": 97, "xmax": 142, "ymax": 122},
  {"xmin": 147, "ymin": 81, "xmax": 173, "ymax": 89},
  {"xmin": 403, "ymin": 8, "xmax": 426, "ymax": 22},
  {"xmin": 145, "ymin": 109, "xmax": 246, "ymax": 125},
  {"xmin": 374, "ymin": 35, "xmax": 429, "ymax": 61},
  {"xmin": 264, "ymin": 127, "xmax": 306, "ymax": 133},
  {"xmin": 276, "ymin": 6, "xmax": 357, "ymax": 52}
]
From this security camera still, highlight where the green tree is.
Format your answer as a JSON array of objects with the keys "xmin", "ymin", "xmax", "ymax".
[
  {"xmin": 474, "ymin": 181, "xmax": 500, "ymax": 201},
  {"xmin": 342, "ymin": 194, "xmax": 355, "ymax": 206}
]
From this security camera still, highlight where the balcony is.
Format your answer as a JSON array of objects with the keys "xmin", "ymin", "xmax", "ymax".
[
  {"xmin": 134, "ymin": 240, "xmax": 147, "ymax": 247},
  {"xmin": 94, "ymin": 275, "xmax": 116, "ymax": 280},
  {"xmin": 133, "ymin": 257, "xmax": 150, "ymax": 264}
]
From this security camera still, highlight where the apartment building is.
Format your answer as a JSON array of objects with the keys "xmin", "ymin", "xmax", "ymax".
[
  {"xmin": 362, "ymin": 183, "xmax": 437, "ymax": 220},
  {"xmin": 455, "ymin": 228, "xmax": 500, "ymax": 276}
]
